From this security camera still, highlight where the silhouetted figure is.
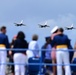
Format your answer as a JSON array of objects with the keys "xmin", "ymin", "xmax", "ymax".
[
  {"xmin": 13, "ymin": 31, "xmax": 28, "ymax": 75},
  {"xmin": 0, "ymin": 26, "xmax": 10, "ymax": 75}
]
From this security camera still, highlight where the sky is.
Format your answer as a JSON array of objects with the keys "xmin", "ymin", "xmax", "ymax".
[{"xmin": 0, "ymin": 0, "xmax": 76, "ymax": 48}]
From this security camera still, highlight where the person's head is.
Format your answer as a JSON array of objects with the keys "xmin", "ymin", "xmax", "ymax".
[
  {"xmin": 0, "ymin": 26, "xmax": 6, "ymax": 34},
  {"xmin": 45, "ymin": 36, "xmax": 51, "ymax": 43},
  {"xmin": 51, "ymin": 26, "xmax": 59, "ymax": 40},
  {"xmin": 32, "ymin": 34, "xmax": 38, "ymax": 41},
  {"xmin": 57, "ymin": 27, "xmax": 64, "ymax": 34},
  {"xmin": 17, "ymin": 31, "xmax": 25, "ymax": 40},
  {"xmin": 50, "ymin": 26, "xmax": 59, "ymax": 34}
]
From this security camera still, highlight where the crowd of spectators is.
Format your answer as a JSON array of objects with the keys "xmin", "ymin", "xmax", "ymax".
[{"xmin": 0, "ymin": 25, "xmax": 76, "ymax": 75}]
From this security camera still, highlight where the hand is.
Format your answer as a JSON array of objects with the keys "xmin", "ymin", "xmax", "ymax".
[
  {"xmin": 9, "ymin": 50, "xmax": 12, "ymax": 55},
  {"xmin": 36, "ymin": 55, "xmax": 40, "ymax": 58}
]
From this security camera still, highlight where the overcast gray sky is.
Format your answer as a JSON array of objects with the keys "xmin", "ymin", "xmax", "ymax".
[{"xmin": 0, "ymin": 0, "xmax": 76, "ymax": 48}]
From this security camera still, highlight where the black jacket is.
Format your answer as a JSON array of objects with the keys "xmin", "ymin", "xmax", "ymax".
[{"xmin": 13, "ymin": 39, "xmax": 28, "ymax": 54}]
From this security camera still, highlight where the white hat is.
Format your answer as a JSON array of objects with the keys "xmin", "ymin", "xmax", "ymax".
[{"xmin": 51, "ymin": 26, "xmax": 58, "ymax": 34}]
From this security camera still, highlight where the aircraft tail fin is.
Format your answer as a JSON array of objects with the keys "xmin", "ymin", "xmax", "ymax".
[
  {"xmin": 71, "ymin": 24, "xmax": 73, "ymax": 27},
  {"xmin": 20, "ymin": 20, "xmax": 23, "ymax": 23},
  {"xmin": 45, "ymin": 21, "xmax": 47, "ymax": 25}
]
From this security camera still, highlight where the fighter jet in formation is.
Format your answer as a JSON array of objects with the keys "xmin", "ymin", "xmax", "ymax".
[
  {"xmin": 65, "ymin": 24, "xmax": 76, "ymax": 30},
  {"xmin": 14, "ymin": 20, "xmax": 26, "ymax": 26},
  {"xmin": 38, "ymin": 21, "xmax": 50, "ymax": 28}
]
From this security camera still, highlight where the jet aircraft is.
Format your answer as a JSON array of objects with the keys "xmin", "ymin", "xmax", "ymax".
[
  {"xmin": 65, "ymin": 24, "xmax": 76, "ymax": 30},
  {"xmin": 38, "ymin": 21, "xmax": 50, "ymax": 28},
  {"xmin": 14, "ymin": 20, "xmax": 26, "ymax": 26}
]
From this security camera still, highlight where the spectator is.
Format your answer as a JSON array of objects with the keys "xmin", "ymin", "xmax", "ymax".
[
  {"xmin": 71, "ymin": 42, "xmax": 76, "ymax": 75},
  {"xmin": 52, "ymin": 27, "xmax": 71, "ymax": 75},
  {"xmin": 50, "ymin": 26, "xmax": 59, "ymax": 75},
  {"xmin": 73, "ymin": 42, "xmax": 76, "ymax": 61},
  {"xmin": 68, "ymin": 40, "xmax": 74, "ymax": 63},
  {"xmin": 27, "ymin": 34, "xmax": 40, "ymax": 75},
  {"xmin": 42, "ymin": 36, "xmax": 53, "ymax": 74},
  {"xmin": 8, "ymin": 35, "xmax": 17, "ymax": 75},
  {"xmin": 28, "ymin": 34, "xmax": 40, "ymax": 57},
  {"xmin": 13, "ymin": 31, "xmax": 28, "ymax": 75},
  {"xmin": 0, "ymin": 26, "xmax": 10, "ymax": 75}
]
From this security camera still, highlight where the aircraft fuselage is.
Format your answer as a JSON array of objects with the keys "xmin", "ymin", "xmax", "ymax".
[{"xmin": 39, "ymin": 25, "xmax": 50, "ymax": 28}]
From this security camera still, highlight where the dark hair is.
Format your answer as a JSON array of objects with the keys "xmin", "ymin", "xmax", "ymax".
[
  {"xmin": 0, "ymin": 26, "xmax": 6, "ymax": 31},
  {"xmin": 17, "ymin": 31, "xmax": 25, "ymax": 39},
  {"xmin": 58, "ymin": 28, "xmax": 64, "ymax": 32},
  {"xmin": 45, "ymin": 36, "xmax": 51, "ymax": 41},
  {"xmin": 32, "ymin": 34, "xmax": 38, "ymax": 41}
]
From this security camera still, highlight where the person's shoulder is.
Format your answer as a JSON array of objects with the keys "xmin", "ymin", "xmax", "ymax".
[
  {"xmin": 31, "ymin": 40, "xmax": 37, "ymax": 43},
  {"xmin": 0, "ymin": 33, "xmax": 7, "ymax": 38},
  {"xmin": 41, "ymin": 43, "xmax": 46, "ymax": 49},
  {"xmin": 0, "ymin": 33, "xmax": 4, "ymax": 36},
  {"xmin": 24, "ymin": 40, "xmax": 28, "ymax": 44},
  {"xmin": 54, "ymin": 34, "xmax": 59, "ymax": 38},
  {"xmin": 14, "ymin": 39, "xmax": 19, "ymax": 43},
  {"xmin": 63, "ymin": 34, "xmax": 68, "ymax": 37}
]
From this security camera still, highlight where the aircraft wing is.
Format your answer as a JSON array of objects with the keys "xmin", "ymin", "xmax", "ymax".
[
  {"xmin": 38, "ymin": 24, "xmax": 42, "ymax": 26},
  {"xmin": 22, "ymin": 24, "xmax": 26, "ymax": 26},
  {"xmin": 73, "ymin": 27, "xmax": 76, "ymax": 29},
  {"xmin": 14, "ymin": 23, "xmax": 20, "ymax": 26},
  {"xmin": 38, "ymin": 24, "xmax": 41, "ymax": 25},
  {"xmin": 65, "ymin": 26, "xmax": 71, "ymax": 29},
  {"xmin": 14, "ymin": 23, "xmax": 17, "ymax": 24},
  {"xmin": 47, "ymin": 25, "xmax": 50, "ymax": 27}
]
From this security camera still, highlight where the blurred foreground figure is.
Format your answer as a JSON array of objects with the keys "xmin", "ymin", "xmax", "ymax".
[
  {"xmin": 0, "ymin": 26, "xmax": 10, "ymax": 75},
  {"xmin": 51, "ymin": 26, "xmax": 59, "ymax": 75},
  {"xmin": 28, "ymin": 34, "xmax": 40, "ymax": 57},
  {"xmin": 27, "ymin": 34, "xmax": 40, "ymax": 75},
  {"xmin": 8, "ymin": 35, "xmax": 17, "ymax": 75},
  {"xmin": 52, "ymin": 28, "xmax": 71, "ymax": 75},
  {"xmin": 42, "ymin": 36, "xmax": 53, "ymax": 75},
  {"xmin": 13, "ymin": 31, "xmax": 28, "ymax": 75}
]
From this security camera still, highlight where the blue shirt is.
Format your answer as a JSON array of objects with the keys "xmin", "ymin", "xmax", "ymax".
[
  {"xmin": 0, "ymin": 33, "xmax": 9, "ymax": 48},
  {"xmin": 45, "ymin": 44, "xmax": 52, "ymax": 59},
  {"xmin": 52, "ymin": 34, "xmax": 70, "ymax": 47}
]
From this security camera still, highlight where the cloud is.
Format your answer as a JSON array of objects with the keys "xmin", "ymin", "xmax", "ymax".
[{"xmin": 46, "ymin": 14, "xmax": 75, "ymax": 27}]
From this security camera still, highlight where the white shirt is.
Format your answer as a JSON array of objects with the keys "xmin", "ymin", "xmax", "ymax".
[
  {"xmin": 26, "ymin": 50, "xmax": 34, "ymax": 59},
  {"xmin": 28, "ymin": 40, "xmax": 39, "ymax": 57}
]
